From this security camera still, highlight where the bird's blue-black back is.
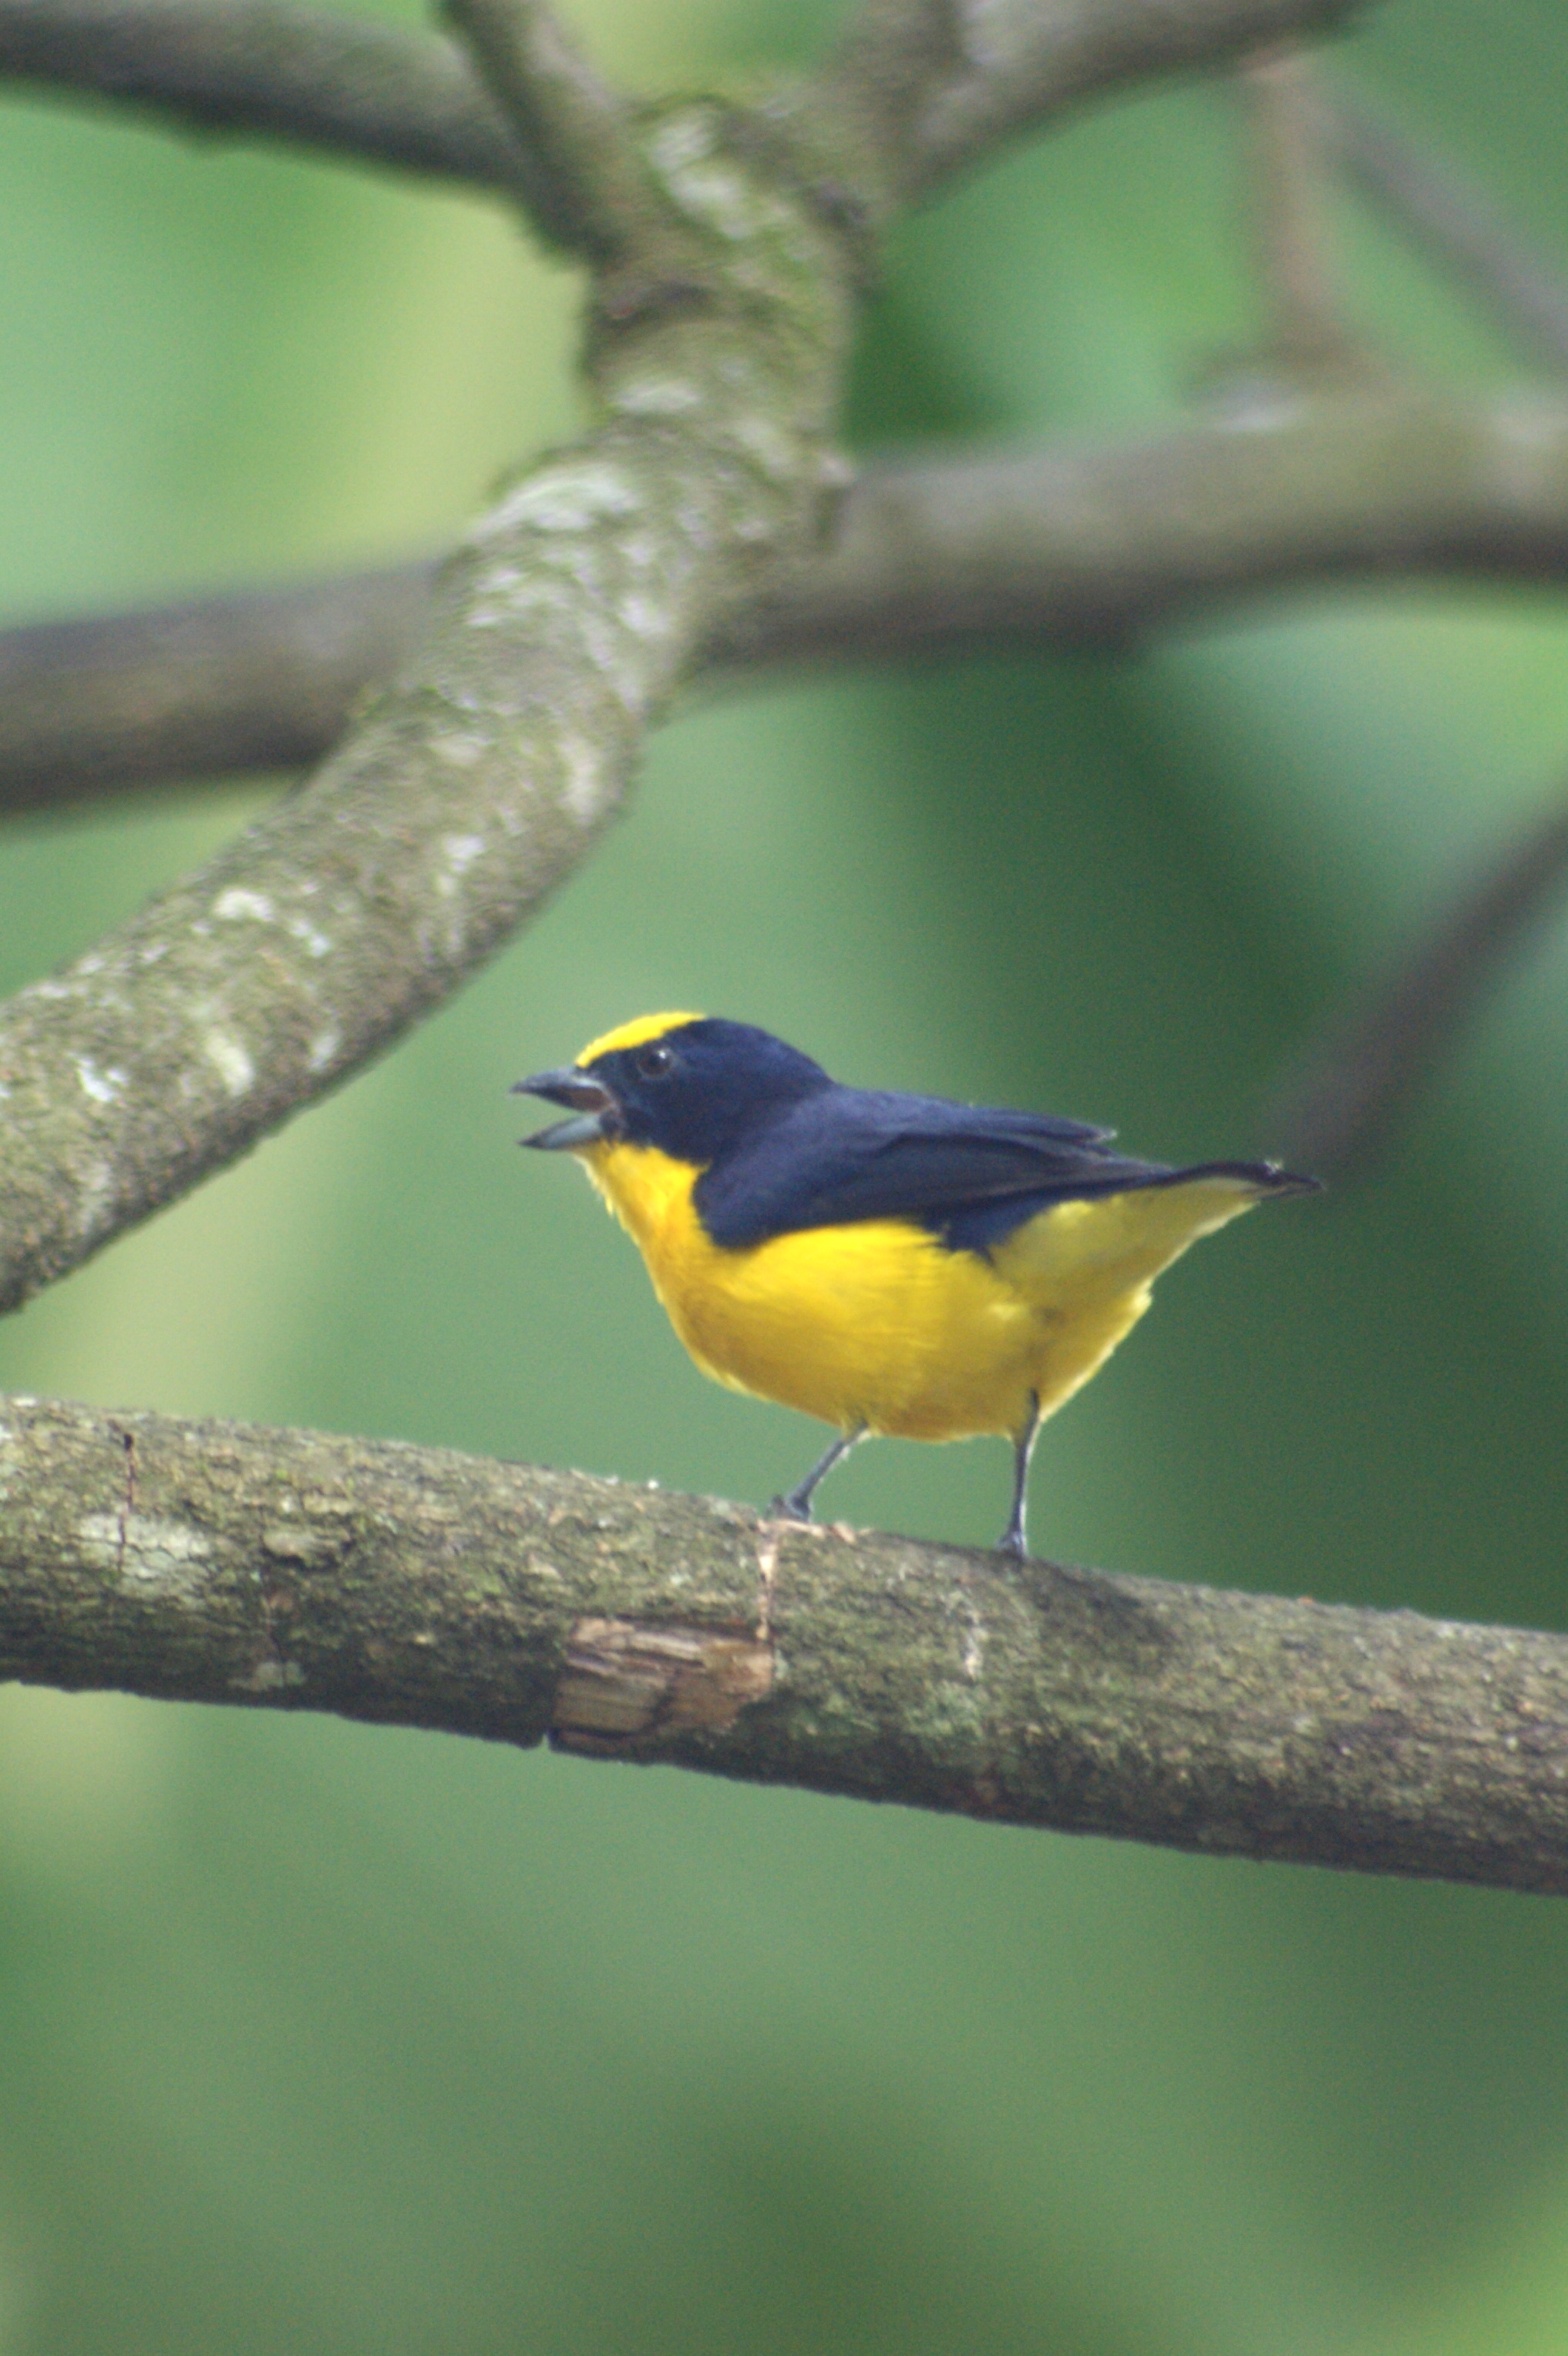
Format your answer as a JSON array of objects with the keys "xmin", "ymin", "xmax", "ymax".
[{"xmin": 583, "ymin": 1017, "xmax": 1289, "ymax": 1257}]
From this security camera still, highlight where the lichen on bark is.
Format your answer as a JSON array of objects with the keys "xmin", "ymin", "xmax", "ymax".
[
  {"xmin": 0, "ymin": 94, "xmax": 854, "ymax": 1312},
  {"xmin": 2, "ymin": 1395, "xmax": 1566, "ymax": 1896}
]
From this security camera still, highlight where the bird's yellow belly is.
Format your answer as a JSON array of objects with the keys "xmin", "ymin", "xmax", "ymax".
[{"xmin": 580, "ymin": 1143, "xmax": 1261, "ymax": 1442}]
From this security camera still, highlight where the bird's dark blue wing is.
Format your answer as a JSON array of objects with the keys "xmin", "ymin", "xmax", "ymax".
[{"xmin": 693, "ymin": 1085, "xmax": 1176, "ymax": 1251}]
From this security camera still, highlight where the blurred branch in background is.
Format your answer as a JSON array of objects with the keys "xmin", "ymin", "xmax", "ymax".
[
  {"xmin": 0, "ymin": 0, "xmax": 1368, "ymax": 218},
  {"xmin": 800, "ymin": 0, "xmax": 1362, "ymax": 208},
  {"xmin": 0, "ymin": 0, "xmax": 529, "ymax": 194},
  {"xmin": 7, "ymin": 387, "xmax": 1568, "ymax": 812},
  {"xmin": 1266, "ymin": 789, "xmax": 1568, "ymax": 1173},
  {"xmin": 1323, "ymin": 82, "xmax": 1568, "ymax": 375},
  {"xmin": 0, "ymin": 562, "xmax": 434, "ymax": 810},
  {"xmin": 440, "ymin": 0, "xmax": 667, "ymax": 260},
  {"xmin": 4, "ymin": 1391, "xmax": 1568, "ymax": 1897},
  {"xmin": 4, "ymin": 0, "xmax": 1558, "ymax": 371},
  {"xmin": 1238, "ymin": 43, "xmax": 1361, "ymax": 369}
]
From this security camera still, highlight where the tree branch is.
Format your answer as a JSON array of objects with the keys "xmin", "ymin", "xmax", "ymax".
[
  {"xmin": 2, "ymin": 1391, "xmax": 1566, "ymax": 1894},
  {"xmin": 798, "ymin": 0, "xmax": 1370, "ymax": 212},
  {"xmin": 1239, "ymin": 44, "xmax": 1361, "ymax": 369},
  {"xmin": 0, "ymin": 0, "xmax": 529, "ymax": 197},
  {"xmin": 0, "ymin": 560, "xmax": 433, "ymax": 809},
  {"xmin": 0, "ymin": 0, "xmax": 1389, "ymax": 1323},
  {"xmin": 441, "ymin": 0, "xmax": 651, "ymax": 261},
  {"xmin": 0, "ymin": 92, "xmax": 858, "ymax": 1313},
  {"xmin": 0, "ymin": 0, "xmax": 1372, "ymax": 222},
  {"xmin": 6, "ymin": 386, "xmax": 1568, "ymax": 812},
  {"xmin": 712, "ymin": 385, "xmax": 1568, "ymax": 659},
  {"xmin": 1324, "ymin": 83, "xmax": 1568, "ymax": 377},
  {"xmin": 788, "ymin": 0, "xmax": 967, "ymax": 223},
  {"xmin": 1265, "ymin": 789, "xmax": 1568, "ymax": 1173},
  {"xmin": 7, "ymin": 0, "xmax": 1554, "ymax": 393}
]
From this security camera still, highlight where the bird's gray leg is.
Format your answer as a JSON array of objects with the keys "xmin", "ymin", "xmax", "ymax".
[
  {"xmin": 771, "ymin": 1427, "xmax": 866, "ymax": 1523},
  {"xmin": 998, "ymin": 1393, "xmax": 1041, "ymax": 1557}
]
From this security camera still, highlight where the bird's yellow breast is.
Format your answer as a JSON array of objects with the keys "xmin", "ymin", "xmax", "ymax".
[{"xmin": 577, "ymin": 1139, "xmax": 1264, "ymax": 1443}]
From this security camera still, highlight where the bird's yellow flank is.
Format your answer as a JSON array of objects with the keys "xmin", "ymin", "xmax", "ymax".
[{"xmin": 516, "ymin": 1012, "xmax": 1315, "ymax": 1553}]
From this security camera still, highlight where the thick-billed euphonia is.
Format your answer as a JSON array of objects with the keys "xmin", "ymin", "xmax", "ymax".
[{"xmin": 516, "ymin": 1013, "xmax": 1317, "ymax": 1555}]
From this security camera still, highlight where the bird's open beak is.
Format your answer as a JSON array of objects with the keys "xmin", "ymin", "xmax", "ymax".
[{"xmin": 512, "ymin": 1067, "xmax": 618, "ymax": 1151}]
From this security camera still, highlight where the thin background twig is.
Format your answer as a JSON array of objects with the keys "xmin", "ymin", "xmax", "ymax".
[{"xmin": 1266, "ymin": 793, "xmax": 1568, "ymax": 1171}]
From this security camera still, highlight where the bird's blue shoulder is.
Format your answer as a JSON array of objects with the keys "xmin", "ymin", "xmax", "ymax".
[{"xmin": 692, "ymin": 1082, "xmax": 1173, "ymax": 1254}]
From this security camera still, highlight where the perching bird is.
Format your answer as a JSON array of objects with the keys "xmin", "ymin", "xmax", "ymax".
[{"xmin": 515, "ymin": 1014, "xmax": 1317, "ymax": 1556}]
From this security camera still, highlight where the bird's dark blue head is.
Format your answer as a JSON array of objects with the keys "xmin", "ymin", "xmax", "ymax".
[{"xmin": 515, "ymin": 1014, "xmax": 831, "ymax": 1165}]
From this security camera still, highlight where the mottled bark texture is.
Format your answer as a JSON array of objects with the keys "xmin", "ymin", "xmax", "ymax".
[
  {"xmin": 0, "ymin": 94, "xmax": 855, "ymax": 1311},
  {"xmin": 3, "ymin": 1394, "xmax": 1566, "ymax": 1893}
]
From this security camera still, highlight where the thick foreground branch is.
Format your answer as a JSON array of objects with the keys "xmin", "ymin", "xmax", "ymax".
[
  {"xmin": 0, "ymin": 96, "xmax": 855, "ymax": 1314},
  {"xmin": 2, "ymin": 1393, "xmax": 1566, "ymax": 1894}
]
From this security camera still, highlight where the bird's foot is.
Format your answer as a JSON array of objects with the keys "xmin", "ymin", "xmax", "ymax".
[
  {"xmin": 768, "ymin": 1493, "xmax": 813, "ymax": 1523},
  {"xmin": 995, "ymin": 1524, "xmax": 1029, "ymax": 1560}
]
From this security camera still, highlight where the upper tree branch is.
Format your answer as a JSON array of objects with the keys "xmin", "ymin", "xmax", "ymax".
[
  {"xmin": 0, "ymin": 90, "xmax": 857, "ymax": 1312},
  {"xmin": 1324, "ymin": 84, "xmax": 1568, "ymax": 376},
  {"xmin": 0, "ymin": 0, "xmax": 1371, "ymax": 1321},
  {"xmin": 799, "ymin": 0, "xmax": 1368, "ymax": 214},
  {"xmin": 0, "ymin": 0, "xmax": 1371, "ymax": 224},
  {"xmin": 1266, "ymin": 789, "xmax": 1568, "ymax": 1172},
  {"xmin": 5, "ymin": 385, "xmax": 1567, "ymax": 812},
  {"xmin": 8, "ymin": 0, "xmax": 1557, "ymax": 399},
  {"xmin": 0, "ymin": 0, "xmax": 530, "ymax": 197},
  {"xmin": 442, "ymin": 0, "xmax": 648, "ymax": 261},
  {"xmin": 1240, "ymin": 44, "xmax": 1361, "ymax": 369},
  {"xmin": 2, "ymin": 1391, "xmax": 1566, "ymax": 1896},
  {"xmin": 5, "ymin": 5, "xmax": 1552, "ymax": 382}
]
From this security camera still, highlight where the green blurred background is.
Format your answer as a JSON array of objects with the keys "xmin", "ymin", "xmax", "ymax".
[{"xmin": 2, "ymin": 0, "xmax": 1567, "ymax": 2347}]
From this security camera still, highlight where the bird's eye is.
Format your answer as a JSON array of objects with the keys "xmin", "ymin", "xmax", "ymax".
[{"xmin": 636, "ymin": 1042, "xmax": 676, "ymax": 1080}]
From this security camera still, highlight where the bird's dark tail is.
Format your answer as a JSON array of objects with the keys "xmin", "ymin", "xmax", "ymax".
[{"xmin": 1157, "ymin": 1159, "xmax": 1322, "ymax": 1199}]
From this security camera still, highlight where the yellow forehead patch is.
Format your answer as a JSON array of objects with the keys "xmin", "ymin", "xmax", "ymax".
[{"xmin": 576, "ymin": 1011, "xmax": 705, "ymax": 1065}]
